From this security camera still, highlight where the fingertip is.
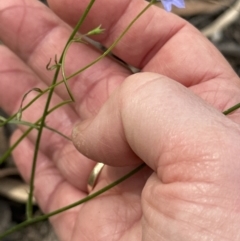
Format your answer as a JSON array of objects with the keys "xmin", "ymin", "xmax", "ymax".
[{"xmin": 72, "ymin": 118, "xmax": 94, "ymax": 158}]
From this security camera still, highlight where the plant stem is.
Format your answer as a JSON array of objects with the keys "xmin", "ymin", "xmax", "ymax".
[
  {"xmin": 223, "ymin": 102, "xmax": 240, "ymax": 115},
  {"xmin": 0, "ymin": 163, "xmax": 145, "ymax": 239},
  {"xmin": 66, "ymin": 1, "xmax": 155, "ymax": 80},
  {"xmin": 26, "ymin": 0, "xmax": 96, "ymax": 220},
  {"xmin": 0, "ymin": 100, "xmax": 72, "ymax": 165},
  {"xmin": 0, "ymin": 1, "xmax": 156, "ymax": 128}
]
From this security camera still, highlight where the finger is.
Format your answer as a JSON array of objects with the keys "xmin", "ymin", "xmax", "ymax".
[
  {"xmin": 72, "ymin": 72, "xmax": 240, "ymax": 240},
  {"xmin": 48, "ymin": 0, "xmax": 238, "ymax": 86},
  {"xmin": 72, "ymin": 72, "xmax": 240, "ymax": 180},
  {"xmin": 48, "ymin": 0, "xmax": 240, "ymax": 117},
  {"xmin": 48, "ymin": 0, "xmax": 188, "ymax": 69},
  {"xmin": 0, "ymin": 0, "xmax": 130, "ymax": 118}
]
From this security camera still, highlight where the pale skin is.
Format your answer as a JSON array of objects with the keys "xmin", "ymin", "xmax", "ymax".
[{"xmin": 0, "ymin": 0, "xmax": 240, "ymax": 240}]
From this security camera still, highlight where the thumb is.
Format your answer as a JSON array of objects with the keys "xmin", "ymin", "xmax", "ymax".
[
  {"xmin": 72, "ymin": 72, "xmax": 240, "ymax": 182},
  {"xmin": 72, "ymin": 72, "xmax": 240, "ymax": 240}
]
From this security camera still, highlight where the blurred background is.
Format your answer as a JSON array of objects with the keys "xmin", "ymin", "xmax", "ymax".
[{"xmin": 0, "ymin": 0, "xmax": 240, "ymax": 240}]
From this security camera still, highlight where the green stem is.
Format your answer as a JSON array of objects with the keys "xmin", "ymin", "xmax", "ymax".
[
  {"xmin": 0, "ymin": 164, "xmax": 145, "ymax": 239},
  {"xmin": 61, "ymin": 39, "xmax": 76, "ymax": 101},
  {"xmin": 66, "ymin": 1, "xmax": 154, "ymax": 80},
  {"xmin": 0, "ymin": 89, "xmax": 49, "ymax": 127},
  {"xmin": 1, "ymin": 0, "xmax": 155, "ymax": 165},
  {"xmin": 26, "ymin": 0, "xmax": 96, "ymax": 220},
  {"xmin": 0, "ymin": 0, "xmax": 155, "ymax": 231},
  {"xmin": 43, "ymin": 124, "xmax": 72, "ymax": 141},
  {"xmin": 0, "ymin": 0, "xmax": 96, "ymax": 128},
  {"xmin": 7, "ymin": 120, "xmax": 71, "ymax": 141},
  {"xmin": 223, "ymin": 103, "xmax": 240, "ymax": 115},
  {"xmin": 0, "ymin": 1, "xmax": 155, "ymax": 128},
  {"xmin": 0, "ymin": 100, "xmax": 72, "ymax": 164}
]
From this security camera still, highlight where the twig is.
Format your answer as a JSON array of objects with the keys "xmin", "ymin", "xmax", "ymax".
[{"xmin": 202, "ymin": 0, "xmax": 240, "ymax": 39}]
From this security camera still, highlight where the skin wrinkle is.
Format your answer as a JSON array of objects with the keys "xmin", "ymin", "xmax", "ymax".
[
  {"xmin": 25, "ymin": 24, "xmax": 55, "ymax": 65},
  {"xmin": 0, "ymin": 70, "xmax": 35, "ymax": 109},
  {"xmin": 111, "ymin": 211, "xmax": 129, "ymax": 241},
  {"xmin": 115, "ymin": 87, "xmax": 131, "ymax": 157},
  {"xmin": 74, "ymin": 76, "xmax": 100, "ymax": 116},
  {"xmin": 185, "ymin": 180, "xmax": 240, "ymax": 210},
  {"xmin": 158, "ymin": 139, "xmax": 224, "ymax": 184},
  {"xmin": 143, "ymin": 193, "xmax": 179, "ymax": 238},
  {"xmin": 140, "ymin": 19, "xmax": 187, "ymax": 69},
  {"xmin": 27, "ymin": 24, "xmax": 65, "ymax": 66},
  {"xmin": 55, "ymin": 211, "xmax": 79, "ymax": 241},
  {"xmin": 44, "ymin": 180, "xmax": 81, "ymax": 216},
  {"xmin": 192, "ymin": 85, "xmax": 222, "ymax": 110},
  {"xmin": 52, "ymin": 143, "xmax": 76, "ymax": 171},
  {"xmin": 48, "ymin": 0, "xmax": 138, "ymax": 47},
  {"xmin": 35, "ymin": 167, "xmax": 63, "ymax": 212},
  {"xmin": 167, "ymin": 184, "xmax": 226, "ymax": 209},
  {"xmin": 177, "ymin": 215, "xmax": 226, "ymax": 240},
  {"xmin": 145, "ymin": 180, "xmax": 240, "ymax": 236},
  {"xmin": 105, "ymin": 199, "xmax": 140, "ymax": 241},
  {"xmin": 0, "ymin": 49, "xmax": 40, "ymax": 111},
  {"xmin": 3, "ymin": 2, "xmax": 26, "ymax": 53},
  {"xmin": 91, "ymin": 124, "xmax": 113, "ymax": 160},
  {"xmin": 79, "ymin": 201, "xmax": 119, "ymax": 240},
  {"xmin": 73, "ymin": 131, "xmax": 90, "ymax": 158},
  {"xmin": 24, "ymin": 12, "xmax": 61, "ymax": 64},
  {"xmin": 0, "ymin": 2, "xmax": 56, "ymax": 62},
  {"xmin": 97, "ymin": 131, "xmax": 117, "ymax": 158},
  {"xmin": 205, "ymin": 79, "xmax": 222, "ymax": 107},
  {"xmin": 218, "ymin": 92, "xmax": 238, "ymax": 112},
  {"xmin": 100, "ymin": 0, "xmax": 132, "ymax": 45},
  {"xmin": 155, "ymin": 31, "xmax": 235, "ymax": 87},
  {"xmin": 144, "ymin": 184, "xmax": 225, "ymax": 240},
  {"xmin": 89, "ymin": 1, "xmax": 165, "ymax": 68},
  {"xmin": 125, "ymin": 7, "xmax": 162, "ymax": 67},
  {"xmin": 119, "ymin": 76, "xmax": 164, "ymax": 160},
  {"xmin": 80, "ymin": 75, "xmax": 109, "ymax": 117},
  {"xmin": 191, "ymin": 76, "xmax": 240, "ymax": 120}
]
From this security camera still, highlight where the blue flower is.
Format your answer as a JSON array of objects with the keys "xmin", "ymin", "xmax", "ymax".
[{"xmin": 159, "ymin": 0, "xmax": 185, "ymax": 12}]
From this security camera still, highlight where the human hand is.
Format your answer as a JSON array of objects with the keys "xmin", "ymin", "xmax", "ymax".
[{"xmin": 0, "ymin": 0, "xmax": 240, "ymax": 240}]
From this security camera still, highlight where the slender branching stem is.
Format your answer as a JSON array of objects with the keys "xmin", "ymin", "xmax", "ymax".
[
  {"xmin": 26, "ymin": 0, "xmax": 96, "ymax": 219},
  {"xmin": 0, "ymin": 164, "xmax": 145, "ymax": 239},
  {"xmin": 223, "ymin": 103, "xmax": 240, "ymax": 115}
]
